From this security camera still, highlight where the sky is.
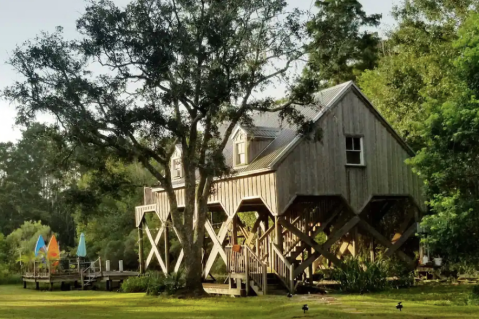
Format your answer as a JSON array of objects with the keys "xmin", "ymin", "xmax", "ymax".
[{"xmin": 0, "ymin": 0, "xmax": 400, "ymax": 143}]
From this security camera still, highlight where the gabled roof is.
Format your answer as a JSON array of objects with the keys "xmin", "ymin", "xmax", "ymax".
[
  {"xmin": 159, "ymin": 81, "xmax": 413, "ymax": 190},
  {"xmin": 224, "ymin": 81, "xmax": 353, "ymax": 174},
  {"xmin": 232, "ymin": 125, "xmax": 281, "ymax": 139}
]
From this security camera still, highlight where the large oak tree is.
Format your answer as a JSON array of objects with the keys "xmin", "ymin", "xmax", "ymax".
[{"xmin": 3, "ymin": 0, "xmax": 315, "ymax": 293}]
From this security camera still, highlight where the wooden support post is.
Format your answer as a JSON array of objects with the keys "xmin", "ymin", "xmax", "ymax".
[
  {"xmin": 138, "ymin": 221, "xmax": 144, "ymax": 274},
  {"xmin": 35, "ymin": 282, "xmax": 39, "ymax": 290},
  {"xmin": 263, "ymin": 264, "xmax": 267, "ymax": 295},
  {"xmin": 275, "ymin": 216, "xmax": 283, "ymax": 252},
  {"xmin": 164, "ymin": 225, "xmax": 170, "ymax": 274},
  {"xmin": 370, "ymin": 238, "xmax": 375, "ymax": 262},
  {"xmin": 244, "ymin": 248, "xmax": 249, "ymax": 296},
  {"xmin": 106, "ymin": 280, "xmax": 110, "ymax": 291},
  {"xmin": 232, "ymin": 216, "xmax": 238, "ymax": 245},
  {"xmin": 50, "ymin": 283, "xmax": 54, "ymax": 291},
  {"xmin": 307, "ymin": 246, "xmax": 313, "ymax": 284},
  {"xmin": 351, "ymin": 227, "xmax": 358, "ymax": 257},
  {"xmin": 23, "ymin": 281, "xmax": 26, "ymax": 289}
]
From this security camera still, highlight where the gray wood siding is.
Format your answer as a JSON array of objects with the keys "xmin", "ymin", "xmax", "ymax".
[
  {"xmin": 154, "ymin": 172, "xmax": 278, "ymax": 220},
  {"xmin": 275, "ymin": 89, "xmax": 424, "ymax": 214}
]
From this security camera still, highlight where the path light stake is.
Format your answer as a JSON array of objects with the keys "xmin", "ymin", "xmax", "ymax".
[
  {"xmin": 302, "ymin": 304, "xmax": 309, "ymax": 314},
  {"xmin": 396, "ymin": 302, "xmax": 403, "ymax": 311}
]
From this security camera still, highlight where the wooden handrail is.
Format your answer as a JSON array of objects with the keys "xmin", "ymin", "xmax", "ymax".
[
  {"xmin": 244, "ymin": 246, "xmax": 268, "ymax": 293},
  {"xmin": 270, "ymin": 243, "xmax": 294, "ymax": 293},
  {"xmin": 271, "ymin": 243, "xmax": 292, "ymax": 268}
]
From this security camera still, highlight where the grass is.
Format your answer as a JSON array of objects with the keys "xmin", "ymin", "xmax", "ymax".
[{"xmin": 0, "ymin": 284, "xmax": 478, "ymax": 318}]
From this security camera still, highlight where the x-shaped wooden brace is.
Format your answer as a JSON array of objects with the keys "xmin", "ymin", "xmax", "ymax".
[
  {"xmin": 145, "ymin": 224, "xmax": 167, "ymax": 274},
  {"xmin": 279, "ymin": 216, "xmax": 360, "ymax": 278},
  {"xmin": 203, "ymin": 218, "xmax": 233, "ymax": 278},
  {"xmin": 287, "ymin": 206, "xmax": 343, "ymax": 261},
  {"xmin": 358, "ymin": 218, "xmax": 416, "ymax": 266}
]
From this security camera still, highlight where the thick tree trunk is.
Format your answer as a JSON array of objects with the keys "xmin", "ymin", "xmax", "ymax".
[{"xmin": 182, "ymin": 246, "xmax": 205, "ymax": 295}]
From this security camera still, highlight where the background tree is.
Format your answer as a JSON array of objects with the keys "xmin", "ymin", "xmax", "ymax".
[
  {"xmin": 0, "ymin": 124, "xmax": 76, "ymax": 245},
  {"xmin": 304, "ymin": 0, "xmax": 381, "ymax": 87},
  {"xmin": 410, "ymin": 11, "xmax": 479, "ymax": 262},
  {"xmin": 3, "ymin": 0, "xmax": 315, "ymax": 293},
  {"xmin": 359, "ymin": 0, "xmax": 478, "ymax": 149}
]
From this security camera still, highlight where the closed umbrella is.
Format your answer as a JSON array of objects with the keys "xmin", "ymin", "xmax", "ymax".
[
  {"xmin": 76, "ymin": 233, "xmax": 87, "ymax": 257},
  {"xmin": 34, "ymin": 235, "xmax": 46, "ymax": 257}
]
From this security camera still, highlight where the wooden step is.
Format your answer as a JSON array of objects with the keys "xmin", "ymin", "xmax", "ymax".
[{"xmin": 249, "ymin": 281, "xmax": 264, "ymax": 296}]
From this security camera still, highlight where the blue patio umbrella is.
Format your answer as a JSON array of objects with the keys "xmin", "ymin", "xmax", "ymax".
[
  {"xmin": 34, "ymin": 235, "xmax": 46, "ymax": 257},
  {"xmin": 76, "ymin": 233, "xmax": 87, "ymax": 257}
]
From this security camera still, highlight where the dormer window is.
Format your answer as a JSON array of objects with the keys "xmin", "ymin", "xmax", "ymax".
[
  {"xmin": 235, "ymin": 141, "xmax": 246, "ymax": 165},
  {"xmin": 231, "ymin": 125, "xmax": 280, "ymax": 167},
  {"xmin": 173, "ymin": 158, "xmax": 182, "ymax": 178},
  {"xmin": 171, "ymin": 145, "xmax": 183, "ymax": 179}
]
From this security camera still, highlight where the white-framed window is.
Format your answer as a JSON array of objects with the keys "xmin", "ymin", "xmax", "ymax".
[
  {"xmin": 235, "ymin": 141, "xmax": 246, "ymax": 166},
  {"xmin": 173, "ymin": 158, "xmax": 182, "ymax": 178},
  {"xmin": 346, "ymin": 136, "xmax": 364, "ymax": 165}
]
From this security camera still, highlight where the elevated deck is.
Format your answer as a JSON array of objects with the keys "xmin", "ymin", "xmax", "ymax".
[{"xmin": 22, "ymin": 258, "xmax": 139, "ymax": 290}]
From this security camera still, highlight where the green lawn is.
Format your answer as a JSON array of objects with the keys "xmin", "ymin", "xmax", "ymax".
[{"xmin": 0, "ymin": 284, "xmax": 478, "ymax": 318}]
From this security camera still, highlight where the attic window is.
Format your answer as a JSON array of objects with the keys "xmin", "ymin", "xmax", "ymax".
[
  {"xmin": 235, "ymin": 141, "xmax": 246, "ymax": 166},
  {"xmin": 173, "ymin": 158, "xmax": 182, "ymax": 178},
  {"xmin": 346, "ymin": 137, "xmax": 364, "ymax": 165}
]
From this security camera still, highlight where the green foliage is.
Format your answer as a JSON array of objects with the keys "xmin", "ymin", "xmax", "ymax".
[
  {"xmin": 5, "ymin": 221, "xmax": 51, "ymax": 270},
  {"xmin": 330, "ymin": 257, "xmax": 389, "ymax": 293},
  {"xmin": 0, "ymin": 124, "xmax": 76, "ymax": 245},
  {"xmin": 121, "ymin": 271, "xmax": 185, "ymax": 296},
  {"xmin": 120, "ymin": 275, "xmax": 150, "ymax": 293},
  {"xmin": 472, "ymin": 285, "xmax": 479, "ymax": 297},
  {"xmin": 409, "ymin": 11, "xmax": 479, "ymax": 262},
  {"xmin": 358, "ymin": 1, "xmax": 463, "ymax": 149},
  {"xmin": 386, "ymin": 258, "xmax": 415, "ymax": 289},
  {"xmin": 304, "ymin": 0, "xmax": 381, "ymax": 87},
  {"xmin": 0, "ymin": 266, "xmax": 22, "ymax": 285}
]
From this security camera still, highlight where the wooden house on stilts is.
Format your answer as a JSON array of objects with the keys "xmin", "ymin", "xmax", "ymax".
[{"xmin": 135, "ymin": 81, "xmax": 425, "ymax": 296}]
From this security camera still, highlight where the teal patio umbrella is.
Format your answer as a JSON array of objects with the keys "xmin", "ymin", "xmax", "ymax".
[{"xmin": 76, "ymin": 233, "xmax": 87, "ymax": 257}]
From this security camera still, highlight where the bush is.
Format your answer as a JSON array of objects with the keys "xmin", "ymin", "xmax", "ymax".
[
  {"xmin": 121, "ymin": 275, "xmax": 149, "ymax": 293},
  {"xmin": 472, "ymin": 285, "xmax": 479, "ymax": 297},
  {"xmin": 386, "ymin": 258, "xmax": 415, "ymax": 289},
  {"xmin": 331, "ymin": 257, "xmax": 388, "ymax": 293},
  {"xmin": 0, "ymin": 264, "xmax": 22, "ymax": 285},
  {"xmin": 121, "ymin": 271, "xmax": 185, "ymax": 296}
]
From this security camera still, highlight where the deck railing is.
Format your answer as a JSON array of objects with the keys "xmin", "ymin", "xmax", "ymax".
[
  {"xmin": 24, "ymin": 258, "xmax": 83, "ymax": 279},
  {"xmin": 270, "ymin": 243, "xmax": 294, "ymax": 293},
  {"xmin": 226, "ymin": 246, "xmax": 246, "ymax": 273}
]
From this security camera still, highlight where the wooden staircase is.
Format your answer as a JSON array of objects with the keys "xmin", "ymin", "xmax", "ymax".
[
  {"xmin": 80, "ymin": 258, "xmax": 102, "ymax": 289},
  {"xmin": 226, "ymin": 245, "xmax": 268, "ymax": 296}
]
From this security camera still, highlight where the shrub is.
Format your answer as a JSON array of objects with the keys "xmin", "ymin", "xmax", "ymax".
[
  {"xmin": 386, "ymin": 258, "xmax": 415, "ymax": 288},
  {"xmin": 472, "ymin": 285, "xmax": 479, "ymax": 297},
  {"xmin": 121, "ymin": 271, "xmax": 185, "ymax": 295},
  {"xmin": 331, "ymin": 257, "xmax": 388, "ymax": 293},
  {"xmin": 0, "ymin": 263, "xmax": 22, "ymax": 285},
  {"xmin": 121, "ymin": 275, "xmax": 149, "ymax": 293}
]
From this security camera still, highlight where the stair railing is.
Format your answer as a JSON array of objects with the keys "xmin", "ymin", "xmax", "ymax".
[
  {"xmin": 244, "ymin": 246, "xmax": 267, "ymax": 295},
  {"xmin": 257, "ymin": 226, "xmax": 274, "ymax": 263},
  {"xmin": 80, "ymin": 257, "xmax": 102, "ymax": 288},
  {"xmin": 270, "ymin": 242, "xmax": 294, "ymax": 293}
]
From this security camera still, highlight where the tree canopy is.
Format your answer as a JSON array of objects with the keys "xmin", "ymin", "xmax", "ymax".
[
  {"xmin": 304, "ymin": 0, "xmax": 381, "ymax": 87},
  {"xmin": 3, "ymin": 0, "xmax": 316, "ymax": 292}
]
